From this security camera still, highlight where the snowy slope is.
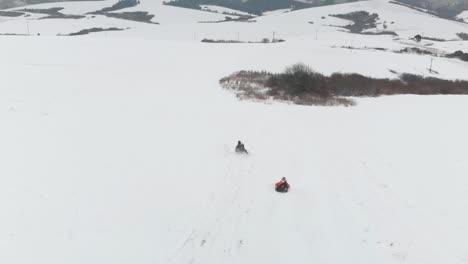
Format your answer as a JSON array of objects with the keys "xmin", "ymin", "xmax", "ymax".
[
  {"xmin": 1, "ymin": 1, "xmax": 468, "ymax": 264},
  {"xmin": 254, "ymin": 0, "xmax": 468, "ymax": 39},
  {"xmin": 1, "ymin": 35, "xmax": 468, "ymax": 264},
  {"xmin": 0, "ymin": 0, "xmax": 237, "ymax": 35},
  {"xmin": 9, "ymin": 0, "xmax": 121, "ymax": 15},
  {"xmin": 457, "ymin": 10, "xmax": 468, "ymax": 22},
  {"xmin": 111, "ymin": 0, "xmax": 236, "ymax": 24}
]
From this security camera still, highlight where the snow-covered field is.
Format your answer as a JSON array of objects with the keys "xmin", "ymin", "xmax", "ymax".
[{"xmin": 1, "ymin": 1, "xmax": 468, "ymax": 264}]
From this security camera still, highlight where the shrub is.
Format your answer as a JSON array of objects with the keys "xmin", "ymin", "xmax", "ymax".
[
  {"xmin": 103, "ymin": 12, "xmax": 156, "ymax": 23},
  {"xmin": 90, "ymin": 0, "xmax": 140, "ymax": 14},
  {"xmin": 0, "ymin": 11, "xmax": 24, "ymax": 17},
  {"xmin": 267, "ymin": 64, "xmax": 330, "ymax": 97},
  {"xmin": 446, "ymin": 50, "xmax": 468, "ymax": 62},
  {"xmin": 330, "ymin": 11, "xmax": 379, "ymax": 33},
  {"xmin": 66, "ymin": 27, "xmax": 124, "ymax": 36},
  {"xmin": 457, "ymin": 33, "xmax": 468, "ymax": 41},
  {"xmin": 220, "ymin": 63, "xmax": 468, "ymax": 107}
]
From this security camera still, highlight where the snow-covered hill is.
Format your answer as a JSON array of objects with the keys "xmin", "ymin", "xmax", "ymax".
[
  {"xmin": 396, "ymin": 0, "xmax": 468, "ymax": 18},
  {"xmin": 458, "ymin": 10, "xmax": 468, "ymax": 22},
  {"xmin": 2, "ymin": 33, "xmax": 468, "ymax": 264},
  {"xmin": 1, "ymin": 1, "xmax": 468, "ymax": 264},
  {"xmin": 1, "ymin": 0, "xmax": 467, "ymax": 40}
]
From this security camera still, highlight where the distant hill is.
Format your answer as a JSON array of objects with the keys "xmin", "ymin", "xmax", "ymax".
[
  {"xmin": 0, "ymin": 0, "xmax": 101, "ymax": 10},
  {"xmin": 164, "ymin": 0, "xmax": 362, "ymax": 15},
  {"xmin": 3, "ymin": 0, "xmax": 468, "ymax": 18}
]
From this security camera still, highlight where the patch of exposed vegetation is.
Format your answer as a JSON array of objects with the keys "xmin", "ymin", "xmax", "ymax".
[
  {"xmin": 220, "ymin": 63, "xmax": 468, "ymax": 107},
  {"xmin": 399, "ymin": 47, "xmax": 434, "ymax": 55},
  {"xmin": 336, "ymin": 46, "xmax": 390, "ymax": 52},
  {"xmin": 330, "ymin": 11, "xmax": 397, "ymax": 36},
  {"xmin": 336, "ymin": 45, "xmax": 467, "ymax": 64},
  {"xmin": 201, "ymin": 6, "xmax": 254, "ymax": 18},
  {"xmin": 361, "ymin": 31, "xmax": 398, "ymax": 36},
  {"xmin": 220, "ymin": 69, "xmax": 355, "ymax": 106},
  {"xmin": 457, "ymin": 33, "xmax": 468, "ymax": 41},
  {"xmin": 198, "ymin": 15, "xmax": 256, "ymax": 23},
  {"xmin": 335, "ymin": 45, "xmax": 437, "ymax": 56},
  {"xmin": 43, "ymin": 13, "xmax": 84, "ymax": 19},
  {"xmin": 0, "ymin": 11, "xmax": 25, "ymax": 17},
  {"xmin": 446, "ymin": 50, "xmax": 468, "ymax": 62},
  {"xmin": 20, "ymin": 7, "xmax": 64, "ymax": 14},
  {"xmin": 63, "ymin": 27, "xmax": 125, "ymax": 36},
  {"xmin": 421, "ymin": 36, "xmax": 449, "ymax": 42},
  {"xmin": 103, "ymin": 12, "xmax": 157, "ymax": 24},
  {"xmin": 330, "ymin": 11, "xmax": 378, "ymax": 33},
  {"xmin": 0, "ymin": 33, "xmax": 29, "ymax": 36},
  {"xmin": 20, "ymin": 7, "xmax": 84, "ymax": 19},
  {"xmin": 88, "ymin": 0, "xmax": 158, "ymax": 24},
  {"xmin": 202, "ymin": 38, "xmax": 285, "ymax": 43},
  {"xmin": 90, "ymin": 0, "xmax": 140, "ymax": 14}
]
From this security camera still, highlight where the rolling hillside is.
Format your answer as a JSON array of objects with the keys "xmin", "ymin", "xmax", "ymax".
[{"xmin": 1, "ymin": 1, "xmax": 468, "ymax": 264}]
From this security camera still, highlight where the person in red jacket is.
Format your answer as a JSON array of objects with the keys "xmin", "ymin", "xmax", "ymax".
[{"xmin": 275, "ymin": 177, "xmax": 290, "ymax": 193}]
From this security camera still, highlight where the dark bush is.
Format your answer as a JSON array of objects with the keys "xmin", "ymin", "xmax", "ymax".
[
  {"xmin": 267, "ymin": 64, "xmax": 330, "ymax": 97},
  {"xmin": 20, "ymin": 7, "xmax": 64, "ymax": 14},
  {"xmin": 446, "ymin": 50, "xmax": 468, "ymax": 62},
  {"xmin": 330, "ymin": 11, "xmax": 379, "ymax": 33},
  {"xmin": 421, "ymin": 36, "xmax": 447, "ymax": 42},
  {"xmin": 457, "ymin": 33, "xmax": 468, "ymax": 41},
  {"xmin": 201, "ymin": 38, "xmax": 284, "ymax": 44},
  {"xmin": 103, "ymin": 12, "xmax": 156, "ymax": 23},
  {"xmin": 66, "ymin": 27, "xmax": 124, "ymax": 36},
  {"xmin": 90, "ymin": 0, "xmax": 140, "ymax": 14},
  {"xmin": 0, "ymin": 11, "xmax": 25, "ymax": 17},
  {"xmin": 362, "ymin": 31, "xmax": 398, "ymax": 36},
  {"xmin": 220, "ymin": 63, "xmax": 468, "ymax": 107},
  {"xmin": 399, "ymin": 47, "xmax": 433, "ymax": 55}
]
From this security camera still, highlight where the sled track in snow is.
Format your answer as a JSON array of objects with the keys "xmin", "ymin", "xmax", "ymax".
[{"xmin": 168, "ymin": 149, "xmax": 255, "ymax": 263}]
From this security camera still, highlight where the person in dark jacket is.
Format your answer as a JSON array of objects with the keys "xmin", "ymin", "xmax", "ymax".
[
  {"xmin": 235, "ymin": 141, "xmax": 248, "ymax": 154},
  {"xmin": 275, "ymin": 177, "xmax": 290, "ymax": 193}
]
